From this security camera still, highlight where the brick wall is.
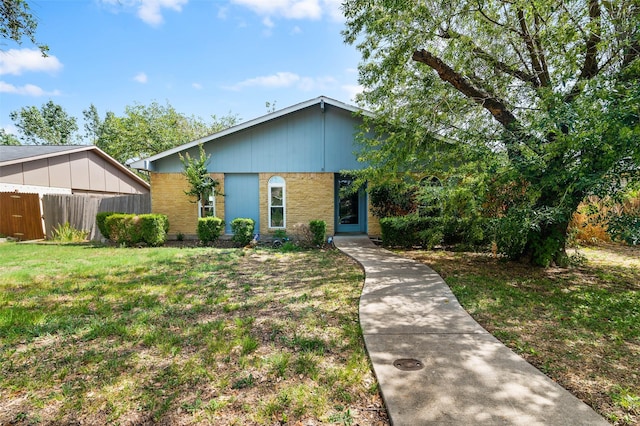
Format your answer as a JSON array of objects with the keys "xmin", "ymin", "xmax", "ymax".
[
  {"xmin": 150, "ymin": 172, "xmax": 224, "ymax": 237},
  {"xmin": 259, "ymin": 173, "xmax": 335, "ymax": 236},
  {"xmin": 368, "ymin": 199, "xmax": 382, "ymax": 237},
  {"xmin": 152, "ymin": 171, "xmax": 379, "ymax": 238}
]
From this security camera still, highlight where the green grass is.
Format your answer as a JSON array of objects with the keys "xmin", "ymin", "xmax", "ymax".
[
  {"xmin": 401, "ymin": 244, "xmax": 640, "ymax": 425},
  {"xmin": 0, "ymin": 242, "xmax": 386, "ymax": 425}
]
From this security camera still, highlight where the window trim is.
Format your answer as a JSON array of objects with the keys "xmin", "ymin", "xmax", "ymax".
[
  {"xmin": 197, "ymin": 192, "xmax": 216, "ymax": 218},
  {"xmin": 268, "ymin": 176, "xmax": 286, "ymax": 229}
]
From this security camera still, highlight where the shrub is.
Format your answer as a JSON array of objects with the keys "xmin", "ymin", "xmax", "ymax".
[
  {"xmin": 292, "ymin": 223, "xmax": 313, "ymax": 247},
  {"xmin": 231, "ymin": 218, "xmax": 255, "ymax": 246},
  {"xmin": 491, "ymin": 211, "xmax": 531, "ymax": 260},
  {"xmin": 140, "ymin": 214, "xmax": 169, "ymax": 247},
  {"xmin": 105, "ymin": 214, "xmax": 169, "ymax": 247},
  {"xmin": 51, "ymin": 222, "xmax": 88, "ymax": 242},
  {"xmin": 369, "ymin": 181, "xmax": 418, "ymax": 218},
  {"xmin": 380, "ymin": 216, "xmax": 431, "ymax": 248},
  {"xmin": 607, "ymin": 213, "xmax": 640, "ymax": 245},
  {"xmin": 198, "ymin": 217, "xmax": 224, "ymax": 244},
  {"xmin": 96, "ymin": 211, "xmax": 119, "ymax": 240},
  {"xmin": 309, "ymin": 220, "xmax": 326, "ymax": 247}
]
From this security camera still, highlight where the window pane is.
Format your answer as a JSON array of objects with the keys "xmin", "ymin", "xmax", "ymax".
[
  {"xmin": 270, "ymin": 207, "xmax": 284, "ymax": 227},
  {"xmin": 271, "ymin": 187, "xmax": 283, "ymax": 206}
]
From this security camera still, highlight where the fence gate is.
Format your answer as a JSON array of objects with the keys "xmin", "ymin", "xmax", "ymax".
[{"xmin": 0, "ymin": 192, "xmax": 45, "ymax": 240}]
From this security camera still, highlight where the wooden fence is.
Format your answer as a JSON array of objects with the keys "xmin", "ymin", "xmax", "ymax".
[
  {"xmin": 41, "ymin": 193, "xmax": 151, "ymax": 241},
  {"xmin": 0, "ymin": 192, "xmax": 45, "ymax": 241}
]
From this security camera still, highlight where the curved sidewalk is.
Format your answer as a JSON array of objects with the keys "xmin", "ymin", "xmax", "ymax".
[{"xmin": 334, "ymin": 235, "xmax": 608, "ymax": 426}]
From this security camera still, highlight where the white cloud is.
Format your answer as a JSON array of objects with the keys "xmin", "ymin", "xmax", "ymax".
[
  {"xmin": 134, "ymin": 72, "xmax": 148, "ymax": 83},
  {"xmin": 0, "ymin": 81, "xmax": 61, "ymax": 97},
  {"xmin": 2, "ymin": 124, "xmax": 18, "ymax": 135},
  {"xmin": 0, "ymin": 49, "xmax": 63, "ymax": 76},
  {"xmin": 231, "ymin": 0, "xmax": 343, "ymax": 21},
  {"xmin": 228, "ymin": 72, "xmax": 300, "ymax": 90},
  {"xmin": 262, "ymin": 16, "xmax": 275, "ymax": 28},
  {"xmin": 226, "ymin": 72, "xmax": 336, "ymax": 92},
  {"xmin": 322, "ymin": 0, "xmax": 343, "ymax": 21},
  {"xmin": 100, "ymin": 0, "xmax": 187, "ymax": 26},
  {"xmin": 138, "ymin": 0, "xmax": 187, "ymax": 25},
  {"xmin": 341, "ymin": 84, "xmax": 364, "ymax": 102},
  {"xmin": 217, "ymin": 6, "xmax": 228, "ymax": 19}
]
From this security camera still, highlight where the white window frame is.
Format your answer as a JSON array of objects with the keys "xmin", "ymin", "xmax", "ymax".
[
  {"xmin": 197, "ymin": 192, "xmax": 216, "ymax": 218},
  {"xmin": 268, "ymin": 176, "xmax": 286, "ymax": 229}
]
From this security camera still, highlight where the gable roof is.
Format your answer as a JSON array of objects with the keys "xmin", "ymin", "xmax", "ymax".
[
  {"xmin": 0, "ymin": 145, "xmax": 150, "ymax": 190},
  {"xmin": 130, "ymin": 96, "xmax": 371, "ymax": 171},
  {"xmin": 0, "ymin": 145, "xmax": 90, "ymax": 164}
]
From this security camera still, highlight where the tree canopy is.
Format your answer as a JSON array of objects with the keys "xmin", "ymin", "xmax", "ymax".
[
  {"xmin": 9, "ymin": 101, "xmax": 79, "ymax": 145},
  {"xmin": 0, "ymin": 0, "xmax": 48, "ymax": 54},
  {"xmin": 343, "ymin": 0, "xmax": 640, "ymax": 265},
  {"xmin": 91, "ymin": 101, "xmax": 239, "ymax": 165},
  {"xmin": 0, "ymin": 128, "xmax": 20, "ymax": 145}
]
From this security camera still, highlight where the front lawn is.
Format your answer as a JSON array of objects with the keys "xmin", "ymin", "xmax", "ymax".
[
  {"xmin": 0, "ymin": 243, "xmax": 388, "ymax": 425},
  {"xmin": 401, "ymin": 244, "xmax": 640, "ymax": 425}
]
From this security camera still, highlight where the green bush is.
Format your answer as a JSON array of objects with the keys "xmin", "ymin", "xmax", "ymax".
[
  {"xmin": 140, "ymin": 214, "xmax": 169, "ymax": 247},
  {"xmin": 369, "ymin": 180, "xmax": 418, "ymax": 218},
  {"xmin": 96, "ymin": 211, "xmax": 119, "ymax": 239},
  {"xmin": 105, "ymin": 214, "xmax": 169, "ymax": 247},
  {"xmin": 380, "ymin": 216, "xmax": 432, "ymax": 248},
  {"xmin": 491, "ymin": 211, "xmax": 531, "ymax": 260},
  {"xmin": 198, "ymin": 217, "xmax": 224, "ymax": 244},
  {"xmin": 309, "ymin": 220, "xmax": 326, "ymax": 247},
  {"xmin": 231, "ymin": 218, "xmax": 255, "ymax": 246},
  {"xmin": 607, "ymin": 213, "xmax": 640, "ymax": 245}
]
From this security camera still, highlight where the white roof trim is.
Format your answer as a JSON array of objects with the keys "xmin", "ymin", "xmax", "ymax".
[{"xmin": 130, "ymin": 96, "xmax": 372, "ymax": 170}]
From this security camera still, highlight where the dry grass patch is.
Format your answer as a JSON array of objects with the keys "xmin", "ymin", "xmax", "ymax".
[
  {"xmin": 400, "ymin": 243, "xmax": 640, "ymax": 425},
  {"xmin": 0, "ymin": 243, "xmax": 388, "ymax": 425}
]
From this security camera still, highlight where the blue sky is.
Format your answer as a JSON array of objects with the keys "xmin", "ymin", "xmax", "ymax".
[{"xmin": 0, "ymin": 0, "xmax": 363, "ymax": 140}]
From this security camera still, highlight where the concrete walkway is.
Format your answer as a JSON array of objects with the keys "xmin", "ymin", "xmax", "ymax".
[{"xmin": 334, "ymin": 235, "xmax": 608, "ymax": 426}]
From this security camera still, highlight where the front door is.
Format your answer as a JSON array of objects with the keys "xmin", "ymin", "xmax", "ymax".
[{"xmin": 335, "ymin": 174, "xmax": 367, "ymax": 233}]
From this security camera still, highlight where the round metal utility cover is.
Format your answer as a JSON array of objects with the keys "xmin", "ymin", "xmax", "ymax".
[{"xmin": 393, "ymin": 358, "xmax": 424, "ymax": 371}]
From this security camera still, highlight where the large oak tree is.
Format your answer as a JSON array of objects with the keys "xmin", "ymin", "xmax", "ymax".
[{"xmin": 343, "ymin": 0, "xmax": 639, "ymax": 265}]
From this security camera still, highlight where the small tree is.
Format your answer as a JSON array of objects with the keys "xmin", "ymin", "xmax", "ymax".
[{"xmin": 180, "ymin": 144, "xmax": 220, "ymax": 218}]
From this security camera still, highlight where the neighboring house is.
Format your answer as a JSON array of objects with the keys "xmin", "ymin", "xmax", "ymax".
[
  {"xmin": 0, "ymin": 145, "xmax": 150, "ymax": 240},
  {"xmin": 0, "ymin": 145, "xmax": 150, "ymax": 196},
  {"xmin": 130, "ymin": 96, "xmax": 381, "ymax": 238}
]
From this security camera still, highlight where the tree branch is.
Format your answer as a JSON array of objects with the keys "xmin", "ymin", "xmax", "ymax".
[
  {"xmin": 566, "ymin": 0, "xmax": 602, "ymax": 102},
  {"xmin": 517, "ymin": 9, "xmax": 550, "ymax": 87},
  {"xmin": 439, "ymin": 27, "xmax": 540, "ymax": 88},
  {"xmin": 412, "ymin": 48, "xmax": 518, "ymax": 129}
]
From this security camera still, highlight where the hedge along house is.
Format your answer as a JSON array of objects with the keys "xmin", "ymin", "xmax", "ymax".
[{"xmin": 130, "ymin": 96, "xmax": 381, "ymax": 238}]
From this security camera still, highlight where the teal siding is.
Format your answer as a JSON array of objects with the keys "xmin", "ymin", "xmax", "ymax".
[
  {"xmin": 152, "ymin": 103, "xmax": 366, "ymax": 174},
  {"xmin": 324, "ymin": 107, "xmax": 364, "ymax": 171},
  {"xmin": 224, "ymin": 174, "xmax": 259, "ymax": 234}
]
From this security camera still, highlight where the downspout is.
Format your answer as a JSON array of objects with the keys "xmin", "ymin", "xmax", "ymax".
[{"xmin": 321, "ymin": 99, "xmax": 326, "ymax": 172}]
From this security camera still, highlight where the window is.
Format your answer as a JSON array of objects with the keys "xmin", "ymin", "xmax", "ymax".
[
  {"xmin": 268, "ymin": 176, "xmax": 285, "ymax": 228},
  {"xmin": 198, "ymin": 192, "xmax": 216, "ymax": 218}
]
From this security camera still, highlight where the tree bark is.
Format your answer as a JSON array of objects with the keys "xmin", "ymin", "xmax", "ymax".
[{"xmin": 412, "ymin": 49, "xmax": 518, "ymax": 128}]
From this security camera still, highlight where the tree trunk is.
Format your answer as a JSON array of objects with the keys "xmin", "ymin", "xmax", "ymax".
[{"xmin": 523, "ymin": 219, "xmax": 571, "ymax": 267}]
